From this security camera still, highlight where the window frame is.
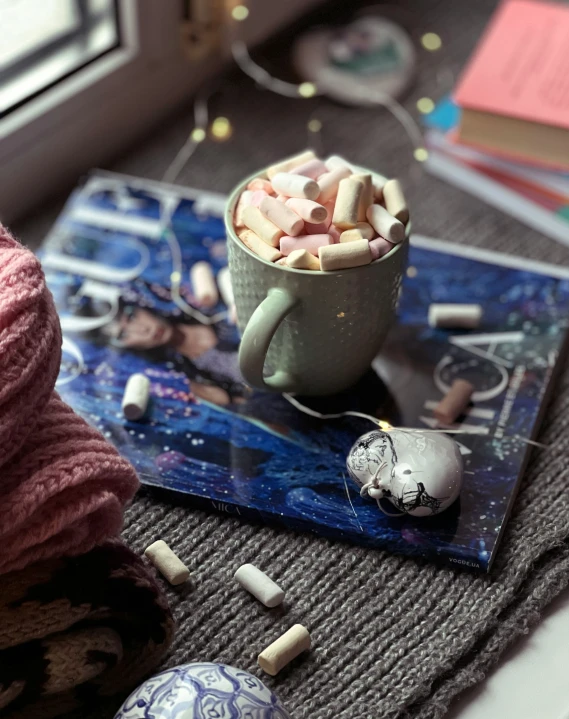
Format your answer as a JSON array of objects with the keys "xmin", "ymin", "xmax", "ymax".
[{"xmin": 0, "ymin": 0, "xmax": 324, "ymax": 225}]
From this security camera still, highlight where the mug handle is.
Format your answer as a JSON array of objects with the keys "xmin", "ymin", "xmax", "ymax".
[{"xmin": 238, "ymin": 287, "xmax": 299, "ymax": 392}]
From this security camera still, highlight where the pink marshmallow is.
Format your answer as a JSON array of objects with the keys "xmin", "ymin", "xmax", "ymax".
[
  {"xmin": 280, "ymin": 233, "xmax": 333, "ymax": 257},
  {"xmin": 328, "ymin": 224, "xmax": 342, "ymax": 243},
  {"xmin": 369, "ymin": 237, "xmax": 395, "ymax": 261},
  {"xmin": 247, "ymin": 178, "xmax": 274, "ymax": 194},
  {"xmin": 290, "ymin": 159, "xmax": 328, "ymax": 179},
  {"xmin": 250, "ymin": 190, "xmax": 269, "ymax": 208},
  {"xmin": 305, "ymin": 200, "xmax": 334, "ymax": 234}
]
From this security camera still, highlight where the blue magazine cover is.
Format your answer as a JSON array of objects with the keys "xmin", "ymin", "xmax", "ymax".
[{"xmin": 40, "ymin": 170, "xmax": 569, "ymax": 572}]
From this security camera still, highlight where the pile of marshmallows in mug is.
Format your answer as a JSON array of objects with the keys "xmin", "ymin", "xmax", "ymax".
[{"xmin": 233, "ymin": 150, "xmax": 409, "ymax": 271}]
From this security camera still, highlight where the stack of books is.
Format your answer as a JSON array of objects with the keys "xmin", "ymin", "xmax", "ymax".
[{"xmin": 423, "ymin": 0, "xmax": 569, "ymax": 246}]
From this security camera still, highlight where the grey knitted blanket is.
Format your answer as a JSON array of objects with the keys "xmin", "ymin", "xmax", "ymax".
[
  {"xmin": 122, "ymin": 387, "xmax": 569, "ymax": 719},
  {"xmin": 17, "ymin": 0, "xmax": 569, "ymax": 716}
]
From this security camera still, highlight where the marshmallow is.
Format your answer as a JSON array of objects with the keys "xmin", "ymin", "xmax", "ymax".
[
  {"xmin": 286, "ymin": 248, "xmax": 321, "ymax": 270},
  {"xmin": 352, "ymin": 173, "xmax": 374, "ymax": 222},
  {"xmin": 305, "ymin": 201, "xmax": 334, "ymax": 233},
  {"xmin": 144, "ymin": 540, "xmax": 190, "ymax": 586},
  {"xmin": 258, "ymin": 625, "xmax": 311, "ymax": 676},
  {"xmin": 271, "ymin": 173, "xmax": 319, "ymax": 200},
  {"xmin": 324, "ymin": 154, "xmax": 352, "ymax": 172},
  {"xmin": 234, "ymin": 563, "xmax": 285, "ymax": 607},
  {"xmin": 234, "ymin": 190, "xmax": 253, "ymax": 228},
  {"xmin": 317, "ymin": 166, "xmax": 352, "ymax": 203},
  {"xmin": 260, "ymin": 196, "xmax": 304, "ymax": 236},
  {"xmin": 267, "ymin": 150, "xmax": 316, "ymax": 179},
  {"xmin": 216, "ymin": 266, "xmax": 233, "ymax": 308},
  {"xmin": 238, "ymin": 229, "xmax": 283, "ymax": 262},
  {"xmin": 280, "ymin": 233, "xmax": 332, "ymax": 257},
  {"xmin": 190, "ymin": 261, "xmax": 218, "ymax": 308},
  {"xmin": 325, "ymin": 155, "xmax": 387, "ymax": 197},
  {"xmin": 122, "ymin": 373, "xmax": 150, "ymax": 421},
  {"xmin": 333, "ymin": 178, "xmax": 363, "ymax": 230},
  {"xmin": 319, "ymin": 239, "xmax": 372, "ymax": 271},
  {"xmin": 247, "ymin": 178, "xmax": 274, "ymax": 194},
  {"xmin": 285, "ymin": 198, "xmax": 328, "ymax": 223},
  {"xmin": 249, "ymin": 190, "xmax": 269, "ymax": 208},
  {"xmin": 382, "ymin": 179, "xmax": 409, "ymax": 224},
  {"xmin": 434, "ymin": 379, "xmax": 475, "ymax": 425},
  {"xmin": 428, "ymin": 304, "xmax": 483, "ymax": 329},
  {"xmin": 242, "ymin": 205, "xmax": 284, "ymax": 247},
  {"xmin": 290, "ymin": 158, "xmax": 328, "ymax": 179},
  {"xmin": 328, "ymin": 224, "xmax": 341, "ymax": 243},
  {"xmin": 366, "ymin": 204, "xmax": 405, "ymax": 244},
  {"xmin": 355, "ymin": 222, "xmax": 375, "ymax": 240},
  {"xmin": 369, "ymin": 237, "xmax": 394, "ymax": 260},
  {"xmin": 339, "ymin": 229, "xmax": 365, "ymax": 243}
]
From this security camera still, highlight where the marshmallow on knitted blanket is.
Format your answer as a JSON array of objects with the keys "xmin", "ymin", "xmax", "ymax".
[{"xmin": 0, "ymin": 227, "xmax": 139, "ymax": 575}]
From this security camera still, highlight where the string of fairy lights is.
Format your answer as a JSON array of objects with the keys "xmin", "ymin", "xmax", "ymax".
[{"xmin": 163, "ymin": 3, "xmax": 446, "ymax": 183}]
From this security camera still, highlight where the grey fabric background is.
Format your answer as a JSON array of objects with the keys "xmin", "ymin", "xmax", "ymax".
[{"xmin": 11, "ymin": 1, "xmax": 569, "ymax": 717}]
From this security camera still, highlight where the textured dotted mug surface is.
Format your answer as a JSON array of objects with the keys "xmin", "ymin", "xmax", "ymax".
[{"xmin": 227, "ymin": 169, "xmax": 409, "ymax": 396}]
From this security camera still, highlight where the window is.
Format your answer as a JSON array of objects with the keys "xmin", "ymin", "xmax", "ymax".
[
  {"xmin": 0, "ymin": 0, "xmax": 324, "ymax": 225},
  {"xmin": 1, "ymin": 0, "xmax": 120, "ymax": 117}
]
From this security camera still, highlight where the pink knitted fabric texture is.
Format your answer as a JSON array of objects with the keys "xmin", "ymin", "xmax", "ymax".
[{"xmin": 0, "ymin": 227, "xmax": 139, "ymax": 575}]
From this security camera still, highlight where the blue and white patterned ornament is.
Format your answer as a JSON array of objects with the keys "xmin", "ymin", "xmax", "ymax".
[{"xmin": 114, "ymin": 662, "xmax": 291, "ymax": 719}]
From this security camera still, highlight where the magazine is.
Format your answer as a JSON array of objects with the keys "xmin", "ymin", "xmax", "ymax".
[{"xmin": 41, "ymin": 170, "xmax": 569, "ymax": 572}]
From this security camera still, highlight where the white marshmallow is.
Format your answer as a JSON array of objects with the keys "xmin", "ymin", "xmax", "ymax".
[
  {"xmin": 122, "ymin": 373, "xmax": 150, "ymax": 421},
  {"xmin": 260, "ymin": 196, "xmax": 304, "ymax": 236},
  {"xmin": 216, "ymin": 266, "xmax": 234, "ymax": 308},
  {"xmin": 267, "ymin": 150, "xmax": 316, "ymax": 179},
  {"xmin": 258, "ymin": 625, "xmax": 311, "ymax": 676},
  {"xmin": 234, "ymin": 564, "xmax": 285, "ymax": 607},
  {"xmin": 271, "ymin": 173, "xmax": 319, "ymax": 200},
  {"xmin": 366, "ymin": 204, "xmax": 405, "ymax": 244},
  {"xmin": 382, "ymin": 179, "xmax": 409, "ymax": 224},
  {"xmin": 319, "ymin": 239, "xmax": 372, "ymax": 271},
  {"xmin": 333, "ymin": 178, "xmax": 363, "ymax": 230},
  {"xmin": 238, "ymin": 229, "xmax": 283, "ymax": 263},
  {"xmin": 242, "ymin": 205, "xmax": 284, "ymax": 247},
  {"xmin": 144, "ymin": 540, "xmax": 190, "ymax": 585},
  {"xmin": 428, "ymin": 304, "xmax": 483, "ymax": 329},
  {"xmin": 190, "ymin": 261, "xmax": 218, "ymax": 308},
  {"xmin": 317, "ymin": 166, "xmax": 352, "ymax": 203},
  {"xmin": 286, "ymin": 248, "xmax": 321, "ymax": 270}
]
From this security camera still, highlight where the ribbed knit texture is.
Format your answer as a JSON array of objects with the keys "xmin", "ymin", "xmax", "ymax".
[{"xmin": 0, "ymin": 227, "xmax": 139, "ymax": 574}]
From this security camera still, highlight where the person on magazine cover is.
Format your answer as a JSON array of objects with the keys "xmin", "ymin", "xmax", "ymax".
[{"xmin": 79, "ymin": 293, "xmax": 391, "ymax": 443}]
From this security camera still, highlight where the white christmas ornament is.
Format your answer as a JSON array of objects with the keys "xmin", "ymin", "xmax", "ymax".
[{"xmin": 347, "ymin": 429, "xmax": 463, "ymax": 517}]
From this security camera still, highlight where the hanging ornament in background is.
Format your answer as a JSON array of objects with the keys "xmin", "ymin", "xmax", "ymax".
[
  {"xmin": 347, "ymin": 428, "xmax": 463, "ymax": 517},
  {"xmin": 114, "ymin": 663, "xmax": 291, "ymax": 719},
  {"xmin": 293, "ymin": 13, "xmax": 416, "ymax": 107}
]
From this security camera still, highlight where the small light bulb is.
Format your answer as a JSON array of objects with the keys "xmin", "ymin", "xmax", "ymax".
[
  {"xmin": 298, "ymin": 82, "xmax": 317, "ymax": 98},
  {"xmin": 170, "ymin": 271, "xmax": 182, "ymax": 283},
  {"xmin": 416, "ymin": 97, "xmax": 435, "ymax": 114},
  {"xmin": 421, "ymin": 32, "xmax": 442, "ymax": 51},
  {"xmin": 307, "ymin": 118, "xmax": 322, "ymax": 133},
  {"xmin": 211, "ymin": 116, "xmax": 233, "ymax": 141},
  {"xmin": 231, "ymin": 5, "xmax": 249, "ymax": 21},
  {"xmin": 191, "ymin": 128, "xmax": 206, "ymax": 143},
  {"xmin": 414, "ymin": 147, "xmax": 429, "ymax": 162},
  {"xmin": 406, "ymin": 266, "xmax": 418, "ymax": 278},
  {"xmin": 379, "ymin": 420, "xmax": 393, "ymax": 431}
]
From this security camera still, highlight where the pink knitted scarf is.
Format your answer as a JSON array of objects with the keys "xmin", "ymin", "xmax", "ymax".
[{"xmin": 0, "ymin": 227, "xmax": 139, "ymax": 575}]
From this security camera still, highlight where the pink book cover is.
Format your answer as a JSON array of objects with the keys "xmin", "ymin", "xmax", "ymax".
[{"xmin": 454, "ymin": 0, "xmax": 569, "ymax": 130}]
